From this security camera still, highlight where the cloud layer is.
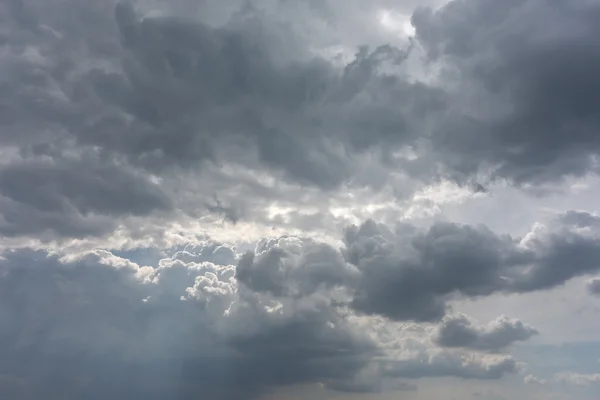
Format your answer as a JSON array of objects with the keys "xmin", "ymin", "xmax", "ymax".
[
  {"xmin": 2, "ymin": 0, "xmax": 600, "ymax": 399},
  {"xmin": 2, "ymin": 211, "xmax": 600, "ymax": 397},
  {"xmin": 2, "ymin": 0, "xmax": 600, "ymax": 243}
]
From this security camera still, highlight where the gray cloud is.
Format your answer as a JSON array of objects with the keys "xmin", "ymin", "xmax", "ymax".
[
  {"xmin": 382, "ymin": 340, "xmax": 517, "ymax": 380},
  {"xmin": 0, "ymin": 237, "xmax": 528, "ymax": 399},
  {"xmin": 344, "ymin": 212, "xmax": 600, "ymax": 321},
  {"xmin": 236, "ymin": 236, "xmax": 357, "ymax": 298},
  {"xmin": 0, "ymin": 0, "xmax": 440, "ymax": 240},
  {"xmin": 0, "ymin": 246, "xmax": 376, "ymax": 400},
  {"xmin": 587, "ymin": 278, "xmax": 600, "ymax": 296},
  {"xmin": 2, "ymin": 0, "xmax": 600, "ymax": 397},
  {"xmin": 3, "ymin": 0, "xmax": 600, "ymax": 242},
  {"xmin": 432, "ymin": 314, "xmax": 538, "ymax": 351},
  {"xmin": 413, "ymin": 0, "xmax": 600, "ymax": 184},
  {"xmin": 6, "ymin": 208, "xmax": 599, "ymax": 397}
]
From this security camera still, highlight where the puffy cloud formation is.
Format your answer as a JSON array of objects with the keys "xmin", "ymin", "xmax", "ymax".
[
  {"xmin": 432, "ymin": 314, "xmax": 538, "ymax": 351},
  {"xmin": 2, "ymin": 0, "xmax": 600, "ymax": 398},
  {"xmin": 345, "ymin": 213, "xmax": 600, "ymax": 321},
  {"xmin": 0, "ymin": 246, "xmax": 372, "ymax": 399},
  {"xmin": 412, "ymin": 0, "xmax": 600, "ymax": 184},
  {"xmin": 1, "ymin": 211, "xmax": 600, "ymax": 398},
  {"xmin": 587, "ymin": 277, "xmax": 600, "ymax": 296},
  {"xmin": 0, "ymin": 242, "xmax": 521, "ymax": 399}
]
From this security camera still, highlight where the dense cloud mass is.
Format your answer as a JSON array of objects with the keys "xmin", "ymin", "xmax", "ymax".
[
  {"xmin": 1, "ymin": 213, "xmax": 600, "ymax": 398},
  {"xmin": 2, "ymin": 0, "xmax": 600, "ymax": 399},
  {"xmin": 412, "ymin": 0, "xmax": 600, "ymax": 184},
  {"xmin": 586, "ymin": 277, "xmax": 600, "ymax": 296},
  {"xmin": 1, "ymin": 0, "xmax": 600, "ymax": 240},
  {"xmin": 345, "ymin": 213, "xmax": 600, "ymax": 321},
  {"xmin": 0, "ymin": 242, "xmax": 520, "ymax": 399}
]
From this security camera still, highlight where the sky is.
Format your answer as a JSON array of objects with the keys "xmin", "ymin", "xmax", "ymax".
[{"xmin": 1, "ymin": 0, "xmax": 600, "ymax": 399}]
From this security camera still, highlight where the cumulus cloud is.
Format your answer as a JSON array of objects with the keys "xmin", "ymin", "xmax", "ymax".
[
  {"xmin": 0, "ymin": 238, "xmax": 530, "ymax": 399},
  {"xmin": 1, "ymin": 212, "xmax": 599, "ymax": 397},
  {"xmin": 344, "ymin": 212, "xmax": 600, "ymax": 321},
  {"xmin": 2, "ymin": 0, "xmax": 600, "ymax": 398},
  {"xmin": 9, "ymin": 210, "xmax": 600, "ymax": 396},
  {"xmin": 0, "ymin": 246, "xmax": 376, "ymax": 399},
  {"xmin": 432, "ymin": 314, "xmax": 538, "ymax": 351}
]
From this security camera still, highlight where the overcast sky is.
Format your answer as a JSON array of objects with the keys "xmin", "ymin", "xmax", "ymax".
[{"xmin": 1, "ymin": 0, "xmax": 600, "ymax": 399}]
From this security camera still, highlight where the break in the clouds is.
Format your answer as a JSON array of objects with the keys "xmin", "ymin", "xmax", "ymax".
[{"xmin": 2, "ymin": 0, "xmax": 600, "ymax": 399}]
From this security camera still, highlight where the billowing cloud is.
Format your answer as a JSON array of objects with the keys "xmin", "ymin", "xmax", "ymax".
[
  {"xmin": 0, "ymin": 238, "xmax": 530, "ymax": 399},
  {"xmin": 413, "ymin": 0, "xmax": 600, "ymax": 184},
  {"xmin": 4, "ymin": 210, "xmax": 598, "ymax": 397},
  {"xmin": 345, "ymin": 212, "xmax": 600, "ymax": 321},
  {"xmin": 432, "ymin": 314, "xmax": 538, "ymax": 351},
  {"xmin": 0, "ymin": 246, "xmax": 375, "ymax": 399},
  {"xmin": 2, "ymin": 0, "xmax": 600, "ymax": 398},
  {"xmin": 3, "ymin": 0, "xmax": 600, "ymax": 244}
]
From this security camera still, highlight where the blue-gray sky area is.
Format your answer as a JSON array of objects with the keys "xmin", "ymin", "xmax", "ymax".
[{"xmin": 1, "ymin": 0, "xmax": 600, "ymax": 399}]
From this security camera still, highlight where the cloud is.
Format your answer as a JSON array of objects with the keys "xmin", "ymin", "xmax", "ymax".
[
  {"xmin": 2, "ymin": 0, "xmax": 600, "ymax": 398},
  {"xmin": 0, "ymin": 246, "xmax": 376, "ymax": 399},
  {"xmin": 236, "ymin": 236, "xmax": 357, "ymax": 298},
  {"xmin": 345, "ymin": 212, "xmax": 600, "ymax": 321},
  {"xmin": 0, "ymin": 154, "xmax": 172, "ymax": 238},
  {"xmin": 432, "ymin": 314, "xmax": 538, "ymax": 351},
  {"xmin": 412, "ymin": 0, "xmax": 600, "ymax": 185},
  {"xmin": 555, "ymin": 372, "xmax": 600, "ymax": 386},
  {"xmin": 587, "ymin": 278, "xmax": 600, "ymax": 296},
  {"xmin": 3, "ymin": 0, "xmax": 600, "ymax": 244},
  {"xmin": 524, "ymin": 374, "xmax": 546, "ymax": 385},
  {"xmin": 0, "ymin": 241, "xmax": 524, "ymax": 399},
  {"xmin": 2, "ymin": 210, "xmax": 600, "ymax": 397},
  {"xmin": 382, "ymin": 340, "xmax": 518, "ymax": 380}
]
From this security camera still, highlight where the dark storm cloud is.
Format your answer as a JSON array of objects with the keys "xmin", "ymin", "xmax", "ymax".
[
  {"xmin": 3, "ymin": 0, "xmax": 600, "ymax": 242},
  {"xmin": 0, "ymin": 155, "xmax": 171, "ymax": 238},
  {"xmin": 229, "ymin": 211, "xmax": 600, "ymax": 323},
  {"xmin": 1, "ymin": 0, "xmax": 426, "ymax": 187},
  {"xmin": 2, "ymin": 0, "xmax": 600, "ymax": 397},
  {"xmin": 0, "ymin": 0, "xmax": 442, "ymax": 239},
  {"xmin": 413, "ymin": 0, "xmax": 600, "ymax": 184},
  {"xmin": 0, "ymin": 246, "xmax": 376, "ymax": 400},
  {"xmin": 432, "ymin": 314, "xmax": 538, "ymax": 351},
  {"xmin": 343, "ymin": 212, "xmax": 600, "ymax": 321},
  {"xmin": 0, "ymin": 242, "xmax": 519, "ymax": 399},
  {"xmin": 8, "ymin": 208, "xmax": 598, "ymax": 398}
]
